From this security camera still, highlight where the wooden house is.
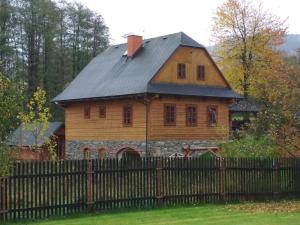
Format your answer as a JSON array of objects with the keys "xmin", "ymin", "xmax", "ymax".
[{"xmin": 53, "ymin": 32, "xmax": 241, "ymax": 159}]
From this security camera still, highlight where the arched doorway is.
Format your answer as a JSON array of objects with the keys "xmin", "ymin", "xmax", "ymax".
[
  {"xmin": 117, "ymin": 147, "xmax": 141, "ymax": 169},
  {"xmin": 117, "ymin": 147, "xmax": 141, "ymax": 160}
]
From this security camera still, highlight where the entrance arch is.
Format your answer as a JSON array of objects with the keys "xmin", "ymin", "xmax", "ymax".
[{"xmin": 117, "ymin": 147, "xmax": 141, "ymax": 160}]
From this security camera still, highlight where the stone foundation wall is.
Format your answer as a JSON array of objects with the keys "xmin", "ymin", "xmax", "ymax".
[{"xmin": 65, "ymin": 140, "xmax": 221, "ymax": 159}]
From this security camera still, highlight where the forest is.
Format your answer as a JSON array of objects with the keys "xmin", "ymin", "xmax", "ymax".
[{"xmin": 0, "ymin": 0, "xmax": 109, "ymax": 141}]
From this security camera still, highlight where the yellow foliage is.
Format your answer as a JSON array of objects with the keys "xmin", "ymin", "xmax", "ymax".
[
  {"xmin": 211, "ymin": 0, "xmax": 287, "ymax": 97},
  {"xmin": 18, "ymin": 88, "xmax": 57, "ymax": 159}
]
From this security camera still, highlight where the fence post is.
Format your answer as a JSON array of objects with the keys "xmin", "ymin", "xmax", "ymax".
[
  {"xmin": 86, "ymin": 160, "xmax": 94, "ymax": 210},
  {"xmin": 156, "ymin": 158, "xmax": 163, "ymax": 201},
  {"xmin": 219, "ymin": 158, "xmax": 226, "ymax": 202},
  {"xmin": 0, "ymin": 177, "xmax": 8, "ymax": 221},
  {"xmin": 273, "ymin": 159, "xmax": 280, "ymax": 199}
]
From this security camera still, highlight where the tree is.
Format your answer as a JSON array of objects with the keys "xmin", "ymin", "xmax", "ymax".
[
  {"xmin": 211, "ymin": 0, "xmax": 287, "ymax": 98},
  {"xmin": 0, "ymin": 72, "xmax": 23, "ymax": 142},
  {"xmin": 0, "ymin": 0, "xmax": 110, "ymax": 121},
  {"xmin": 212, "ymin": 0, "xmax": 300, "ymax": 155},
  {"xmin": 18, "ymin": 87, "xmax": 52, "ymax": 150}
]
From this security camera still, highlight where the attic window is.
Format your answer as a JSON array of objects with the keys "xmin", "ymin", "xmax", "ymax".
[
  {"xmin": 197, "ymin": 65, "xmax": 205, "ymax": 80},
  {"xmin": 163, "ymin": 37, "xmax": 168, "ymax": 40},
  {"xmin": 123, "ymin": 50, "xmax": 128, "ymax": 56},
  {"xmin": 177, "ymin": 63, "xmax": 186, "ymax": 79}
]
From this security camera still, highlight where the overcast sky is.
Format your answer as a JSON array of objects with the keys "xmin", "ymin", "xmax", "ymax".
[{"xmin": 69, "ymin": 0, "xmax": 300, "ymax": 46}]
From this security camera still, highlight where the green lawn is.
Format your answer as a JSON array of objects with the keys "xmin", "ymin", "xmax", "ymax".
[{"xmin": 5, "ymin": 204, "xmax": 300, "ymax": 225}]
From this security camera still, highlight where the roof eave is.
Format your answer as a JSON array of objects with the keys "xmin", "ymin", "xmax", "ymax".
[
  {"xmin": 147, "ymin": 92, "xmax": 242, "ymax": 99},
  {"xmin": 53, "ymin": 93, "xmax": 148, "ymax": 105}
]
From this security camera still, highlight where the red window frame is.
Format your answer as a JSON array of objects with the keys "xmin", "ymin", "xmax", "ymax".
[
  {"xmin": 177, "ymin": 63, "xmax": 186, "ymax": 79},
  {"xmin": 83, "ymin": 147, "xmax": 91, "ymax": 160},
  {"xmin": 123, "ymin": 104, "xmax": 133, "ymax": 127},
  {"xmin": 99, "ymin": 105, "xmax": 106, "ymax": 118},
  {"xmin": 164, "ymin": 104, "xmax": 176, "ymax": 126},
  {"xmin": 197, "ymin": 65, "xmax": 205, "ymax": 80},
  {"xmin": 186, "ymin": 104, "xmax": 198, "ymax": 127},
  {"xmin": 84, "ymin": 105, "xmax": 91, "ymax": 119},
  {"xmin": 98, "ymin": 148, "xmax": 106, "ymax": 160},
  {"xmin": 207, "ymin": 105, "xmax": 218, "ymax": 127}
]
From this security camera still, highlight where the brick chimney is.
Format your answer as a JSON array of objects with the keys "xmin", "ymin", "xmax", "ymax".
[{"xmin": 127, "ymin": 35, "xmax": 143, "ymax": 57}]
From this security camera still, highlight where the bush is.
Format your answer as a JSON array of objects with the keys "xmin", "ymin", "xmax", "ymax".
[
  {"xmin": 221, "ymin": 134, "xmax": 278, "ymax": 158},
  {"xmin": 0, "ymin": 142, "xmax": 12, "ymax": 177}
]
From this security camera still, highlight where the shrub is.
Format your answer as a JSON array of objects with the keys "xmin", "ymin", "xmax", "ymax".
[
  {"xmin": 0, "ymin": 142, "xmax": 12, "ymax": 177},
  {"xmin": 221, "ymin": 134, "xmax": 278, "ymax": 158}
]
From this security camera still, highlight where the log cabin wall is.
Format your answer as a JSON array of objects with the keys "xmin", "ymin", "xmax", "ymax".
[
  {"xmin": 64, "ymin": 99, "xmax": 147, "ymax": 142},
  {"xmin": 148, "ymin": 96, "xmax": 230, "ymax": 141}
]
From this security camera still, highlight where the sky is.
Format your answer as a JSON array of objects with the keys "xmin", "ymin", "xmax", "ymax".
[{"xmin": 68, "ymin": 0, "xmax": 300, "ymax": 47}]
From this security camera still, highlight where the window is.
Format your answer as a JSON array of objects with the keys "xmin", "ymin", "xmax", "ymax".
[
  {"xmin": 99, "ymin": 105, "xmax": 106, "ymax": 118},
  {"xmin": 98, "ymin": 148, "xmax": 106, "ymax": 160},
  {"xmin": 164, "ymin": 104, "xmax": 176, "ymax": 126},
  {"xmin": 197, "ymin": 65, "xmax": 205, "ymax": 80},
  {"xmin": 186, "ymin": 105, "xmax": 197, "ymax": 126},
  {"xmin": 177, "ymin": 63, "xmax": 186, "ymax": 79},
  {"xmin": 123, "ymin": 104, "xmax": 133, "ymax": 126},
  {"xmin": 83, "ymin": 148, "xmax": 91, "ymax": 160},
  {"xmin": 207, "ymin": 106, "xmax": 218, "ymax": 127},
  {"xmin": 84, "ymin": 105, "xmax": 91, "ymax": 119}
]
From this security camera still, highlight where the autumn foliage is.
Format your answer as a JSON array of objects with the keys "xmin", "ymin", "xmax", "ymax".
[{"xmin": 212, "ymin": 0, "xmax": 300, "ymax": 155}]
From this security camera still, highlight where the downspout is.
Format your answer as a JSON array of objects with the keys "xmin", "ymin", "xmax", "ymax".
[
  {"xmin": 138, "ymin": 95, "xmax": 151, "ymax": 157},
  {"xmin": 145, "ymin": 101, "xmax": 149, "ymax": 157}
]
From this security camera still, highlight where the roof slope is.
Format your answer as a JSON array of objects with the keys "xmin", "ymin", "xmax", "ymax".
[
  {"xmin": 229, "ymin": 99, "xmax": 263, "ymax": 112},
  {"xmin": 53, "ymin": 32, "xmax": 240, "ymax": 103},
  {"xmin": 7, "ymin": 122, "xmax": 64, "ymax": 147}
]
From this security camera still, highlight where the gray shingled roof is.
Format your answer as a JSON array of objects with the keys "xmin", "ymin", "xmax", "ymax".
[
  {"xmin": 7, "ymin": 122, "xmax": 63, "ymax": 147},
  {"xmin": 147, "ymin": 83, "xmax": 240, "ymax": 98},
  {"xmin": 53, "ymin": 32, "xmax": 240, "ymax": 103},
  {"xmin": 229, "ymin": 99, "xmax": 263, "ymax": 112}
]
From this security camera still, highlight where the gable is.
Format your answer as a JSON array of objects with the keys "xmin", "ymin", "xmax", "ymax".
[{"xmin": 151, "ymin": 46, "xmax": 229, "ymax": 88}]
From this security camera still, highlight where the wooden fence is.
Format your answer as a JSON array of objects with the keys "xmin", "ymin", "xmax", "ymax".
[{"xmin": 1, "ymin": 157, "xmax": 300, "ymax": 221}]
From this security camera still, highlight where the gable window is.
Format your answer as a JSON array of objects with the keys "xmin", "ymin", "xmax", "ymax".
[
  {"xmin": 123, "ymin": 104, "xmax": 133, "ymax": 126},
  {"xmin": 99, "ymin": 105, "xmax": 106, "ymax": 118},
  {"xmin": 186, "ymin": 105, "xmax": 197, "ymax": 127},
  {"xmin": 197, "ymin": 65, "xmax": 205, "ymax": 80},
  {"xmin": 164, "ymin": 104, "xmax": 176, "ymax": 126},
  {"xmin": 177, "ymin": 63, "xmax": 186, "ymax": 79},
  {"xmin": 207, "ymin": 106, "xmax": 218, "ymax": 127},
  {"xmin": 84, "ymin": 105, "xmax": 91, "ymax": 119}
]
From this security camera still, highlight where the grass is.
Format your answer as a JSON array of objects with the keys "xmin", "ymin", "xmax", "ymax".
[{"xmin": 5, "ymin": 202, "xmax": 300, "ymax": 225}]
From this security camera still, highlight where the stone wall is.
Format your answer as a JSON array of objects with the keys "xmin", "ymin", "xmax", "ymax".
[{"xmin": 65, "ymin": 140, "xmax": 220, "ymax": 159}]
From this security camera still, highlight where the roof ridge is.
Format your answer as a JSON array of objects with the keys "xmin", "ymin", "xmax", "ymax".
[{"xmin": 110, "ymin": 32, "xmax": 204, "ymax": 48}]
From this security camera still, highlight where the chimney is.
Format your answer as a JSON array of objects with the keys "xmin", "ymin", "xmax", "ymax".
[{"xmin": 127, "ymin": 35, "xmax": 143, "ymax": 57}]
